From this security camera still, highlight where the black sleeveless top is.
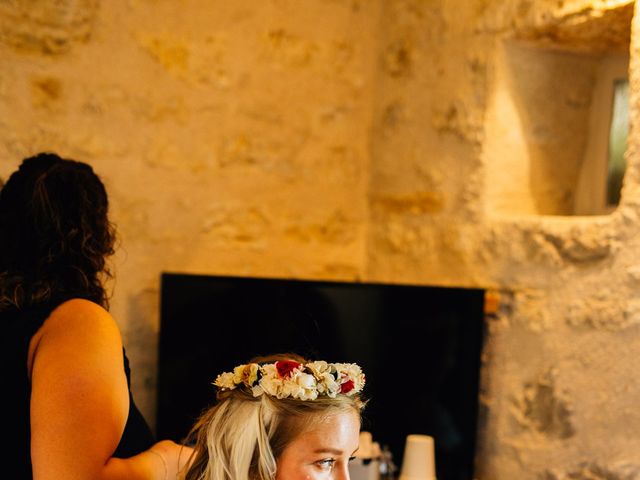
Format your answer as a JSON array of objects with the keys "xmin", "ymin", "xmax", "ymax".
[{"xmin": 3, "ymin": 298, "xmax": 155, "ymax": 478}]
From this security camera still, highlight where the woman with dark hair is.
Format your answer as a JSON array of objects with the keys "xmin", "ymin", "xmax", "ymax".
[{"xmin": 1, "ymin": 153, "xmax": 191, "ymax": 479}]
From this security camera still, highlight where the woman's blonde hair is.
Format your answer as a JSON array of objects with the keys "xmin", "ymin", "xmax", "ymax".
[{"xmin": 183, "ymin": 353, "xmax": 366, "ymax": 480}]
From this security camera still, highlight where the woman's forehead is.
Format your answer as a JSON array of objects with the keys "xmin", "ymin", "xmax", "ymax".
[{"xmin": 296, "ymin": 411, "xmax": 360, "ymax": 447}]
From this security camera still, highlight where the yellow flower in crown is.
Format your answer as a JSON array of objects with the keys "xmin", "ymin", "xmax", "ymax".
[{"xmin": 233, "ymin": 363, "xmax": 260, "ymax": 387}]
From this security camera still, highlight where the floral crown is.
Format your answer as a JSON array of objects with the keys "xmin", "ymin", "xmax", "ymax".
[{"xmin": 213, "ymin": 359, "xmax": 365, "ymax": 401}]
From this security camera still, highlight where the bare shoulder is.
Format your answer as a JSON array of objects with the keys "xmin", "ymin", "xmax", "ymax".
[
  {"xmin": 39, "ymin": 298, "xmax": 122, "ymax": 347},
  {"xmin": 52, "ymin": 298, "xmax": 111, "ymax": 317},
  {"xmin": 30, "ymin": 297, "xmax": 125, "ymax": 375}
]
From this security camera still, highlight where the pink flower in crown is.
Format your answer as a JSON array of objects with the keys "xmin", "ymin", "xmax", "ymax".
[
  {"xmin": 334, "ymin": 363, "xmax": 365, "ymax": 396},
  {"xmin": 340, "ymin": 379, "xmax": 355, "ymax": 394},
  {"xmin": 276, "ymin": 360, "xmax": 302, "ymax": 379}
]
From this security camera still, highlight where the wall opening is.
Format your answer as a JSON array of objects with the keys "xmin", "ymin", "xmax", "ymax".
[
  {"xmin": 483, "ymin": 3, "xmax": 633, "ymax": 217},
  {"xmin": 574, "ymin": 54, "xmax": 630, "ymax": 214}
]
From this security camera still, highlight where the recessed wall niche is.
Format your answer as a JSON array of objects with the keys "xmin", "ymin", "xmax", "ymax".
[{"xmin": 483, "ymin": 2, "xmax": 633, "ymax": 217}]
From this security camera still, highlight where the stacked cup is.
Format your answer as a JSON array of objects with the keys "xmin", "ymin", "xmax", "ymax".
[
  {"xmin": 398, "ymin": 435, "xmax": 436, "ymax": 480},
  {"xmin": 349, "ymin": 432, "xmax": 381, "ymax": 480}
]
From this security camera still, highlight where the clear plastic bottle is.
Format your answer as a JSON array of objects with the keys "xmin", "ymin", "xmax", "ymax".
[{"xmin": 378, "ymin": 445, "xmax": 397, "ymax": 480}]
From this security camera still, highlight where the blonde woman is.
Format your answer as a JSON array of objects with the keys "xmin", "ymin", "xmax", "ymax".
[{"xmin": 184, "ymin": 353, "xmax": 366, "ymax": 480}]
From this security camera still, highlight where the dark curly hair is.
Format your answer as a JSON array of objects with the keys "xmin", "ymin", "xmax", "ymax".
[{"xmin": 0, "ymin": 153, "xmax": 116, "ymax": 310}]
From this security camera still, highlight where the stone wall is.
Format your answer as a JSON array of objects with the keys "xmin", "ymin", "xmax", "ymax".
[{"xmin": 1, "ymin": 1, "xmax": 639, "ymax": 478}]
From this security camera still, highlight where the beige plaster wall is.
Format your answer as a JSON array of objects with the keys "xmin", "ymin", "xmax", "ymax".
[
  {"xmin": 0, "ymin": 0, "xmax": 379, "ymax": 428},
  {"xmin": 2, "ymin": 0, "xmax": 639, "ymax": 478}
]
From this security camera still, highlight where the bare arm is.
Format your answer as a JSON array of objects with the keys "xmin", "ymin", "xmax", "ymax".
[{"xmin": 29, "ymin": 299, "xmax": 188, "ymax": 480}]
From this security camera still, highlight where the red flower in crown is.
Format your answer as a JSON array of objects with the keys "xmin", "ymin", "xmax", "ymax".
[
  {"xmin": 340, "ymin": 379, "xmax": 355, "ymax": 394},
  {"xmin": 276, "ymin": 360, "xmax": 302, "ymax": 379}
]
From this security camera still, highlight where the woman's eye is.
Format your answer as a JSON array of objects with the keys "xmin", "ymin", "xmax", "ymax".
[
  {"xmin": 315, "ymin": 459, "xmax": 336, "ymax": 470},
  {"xmin": 348, "ymin": 456, "xmax": 356, "ymax": 463}
]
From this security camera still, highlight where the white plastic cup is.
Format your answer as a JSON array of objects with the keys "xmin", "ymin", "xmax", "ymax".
[
  {"xmin": 349, "ymin": 458, "xmax": 380, "ymax": 480},
  {"xmin": 358, "ymin": 431, "xmax": 374, "ymax": 458},
  {"xmin": 399, "ymin": 434, "xmax": 436, "ymax": 480}
]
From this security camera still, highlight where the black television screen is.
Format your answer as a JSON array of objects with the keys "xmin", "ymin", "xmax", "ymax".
[{"xmin": 157, "ymin": 272, "xmax": 485, "ymax": 480}]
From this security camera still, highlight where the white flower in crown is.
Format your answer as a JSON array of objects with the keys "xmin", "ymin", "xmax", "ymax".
[
  {"xmin": 306, "ymin": 361, "xmax": 340, "ymax": 397},
  {"xmin": 213, "ymin": 371, "xmax": 236, "ymax": 390},
  {"xmin": 306, "ymin": 361, "xmax": 330, "ymax": 376},
  {"xmin": 280, "ymin": 378, "xmax": 301, "ymax": 399},
  {"xmin": 251, "ymin": 384, "xmax": 265, "ymax": 397},
  {"xmin": 292, "ymin": 372, "xmax": 319, "ymax": 400},
  {"xmin": 259, "ymin": 363, "xmax": 282, "ymax": 397},
  {"xmin": 318, "ymin": 372, "xmax": 341, "ymax": 397}
]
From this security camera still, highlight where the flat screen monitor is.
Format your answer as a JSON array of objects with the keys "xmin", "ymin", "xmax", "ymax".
[{"xmin": 157, "ymin": 272, "xmax": 485, "ymax": 480}]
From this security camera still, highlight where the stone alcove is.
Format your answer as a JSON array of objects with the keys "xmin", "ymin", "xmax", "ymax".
[{"xmin": 483, "ymin": 1, "xmax": 633, "ymax": 217}]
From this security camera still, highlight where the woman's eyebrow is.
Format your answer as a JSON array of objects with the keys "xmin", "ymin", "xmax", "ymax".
[
  {"xmin": 313, "ymin": 447, "xmax": 360, "ymax": 455},
  {"xmin": 313, "ymin": 448, "xmax": 344, "ymax": 455}
]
